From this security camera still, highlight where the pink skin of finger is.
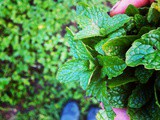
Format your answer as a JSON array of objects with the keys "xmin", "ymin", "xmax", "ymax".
[
  {"xmin": 110, "ymin": 0, "xmax": 155, "ymax": 16},
  {"xmin": 100, "ymin": 102, "xmax": 130, "ymax": 120}
]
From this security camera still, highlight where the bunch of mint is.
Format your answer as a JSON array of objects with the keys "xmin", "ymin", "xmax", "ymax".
[{"xmin": 57, "ymin": 2, "xmax": 160, "ymax": 119}]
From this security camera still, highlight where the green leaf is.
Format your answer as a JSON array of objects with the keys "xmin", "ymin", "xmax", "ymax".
[
  {"xmin": 86, "ymin": 78, "xmax": 116, "ymax": 120},
  {"xmin": 75, "ymin": 6, "xmax": 109, "ymax": 39},
  {"xmin": 127, "ymin": 99, "xmax": 160, "ymax": 120},
  {"xmin": 56, "ymin": 59, "xmax": 95, "ymax": 89},
  {"xmin": 94, "ymin": 38, "xmax": 109, "ymax": 55},
  {"xmin": 135, "ymin": 66, "xmax": 154, "ymax": 83},
  {"xmin": 108, "ymin": 71, "xmax": 138, "ymax": 88},
  {"xmin": 128, "ymin": 84, "xmax": 153, "ymax": 108},
  {"xmin": 0, "ymin": 78, "xmax": 10, "ymax": 91},
  {"xmin": 98, "ymin": 55, "xmax": 126, "ymax": 79},
  {"xmin": 108, "ymin": 84, "xmax": 134, "ymax": 108},
  {"xmin": 125, "ymin": 4, "xmax": 140, "ymax": 16},
  {"xmin": 107, "ymin": 28, "xmax": 126, "ymax": 39},
  {"xmin": 101, "ymin": 14, "xmax": 130, "ymax": 36},
  {"xmin": 154, "ymin": 84, "xmax": 160, "ymax": 108},
  {"xmin": 96, "ymin": 110, "xmax": 109, "ymax": 120},
  {"xmin": 74, "ymin": 25, "xmax": 101, "ymax": 40},
  {"xmin": 147, "ymin": 3, "xmax": 160, "ymax": 24},
  {"xmin": 102, "ymin": 36, "xmax": 138, "ymax": 58},
  {"xmin": 134, "ymin": 14, "xmax": 148, "ymax": 30},
  {"xmin": 126, "ymin": 29, "xmax": 160, "ymax": 70},
  {"xmin": 66, "ymin": 28, "xmax": 94, "ymax": 60}
]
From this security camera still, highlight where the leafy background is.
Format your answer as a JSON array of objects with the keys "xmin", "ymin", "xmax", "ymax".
[{"xmin": 0, "ymin": 0, "xmax": 118, "ymax": 119}]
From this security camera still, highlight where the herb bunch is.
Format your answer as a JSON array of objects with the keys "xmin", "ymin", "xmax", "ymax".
[{"xmin": 57, "ymin": 2, "xmax": 160, "ymax": 119}]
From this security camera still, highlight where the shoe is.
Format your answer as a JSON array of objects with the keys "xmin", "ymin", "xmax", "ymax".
[
  {"xmin": 61, "ymin": 101, "xmax": 80, "ymax": 120},
  {"xmin": 87, "ymin": 107, "xmax": 100, "ymax": 120}
]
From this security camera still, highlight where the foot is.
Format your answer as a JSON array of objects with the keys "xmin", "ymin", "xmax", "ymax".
[
  {"xmin": 87, "ymin": 107, "xmax": 100, "ymax": 120},
  {"xmin": 61, "ymin": 101, "xmax": 80, "ymax": 120}
]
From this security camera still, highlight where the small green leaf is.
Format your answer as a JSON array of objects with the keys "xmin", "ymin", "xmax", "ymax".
[
  {"xmin": 135, "ymin": 66, "xmax": 154, "ymax": 83},
  {"xmin": 97, "ymin": 55, "xmax": 127, "ymax": 79},
  {"xmin": 125, "ymin": 4, "xmax": 140, "ymax": 16},
  {"xmin": 0, "ymin": 78, "xmax": 10, "ymax": 91},
  {"xmin": 126, "ymin": 29, "xmax": 160, "ymax": 70}
]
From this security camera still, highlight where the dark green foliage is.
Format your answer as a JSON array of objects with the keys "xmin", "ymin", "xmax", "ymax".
[{"xmin": 57, "ymin": 1, "xmax": 160, "ymax": 120}]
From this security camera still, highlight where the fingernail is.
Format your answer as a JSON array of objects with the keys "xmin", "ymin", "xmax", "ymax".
[{"xmin": 110, "ymin": 1, "xmax": 121, "ymax": 12}]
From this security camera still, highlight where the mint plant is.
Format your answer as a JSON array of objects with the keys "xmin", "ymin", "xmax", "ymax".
[{"xmin": 57, "ymin": 2, "xmax": 160, "ymax": 120}]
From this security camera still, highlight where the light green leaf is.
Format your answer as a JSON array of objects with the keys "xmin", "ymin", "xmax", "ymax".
[
  {"xmin": 126, "ymin": 29, "xmax": 160, "ymax": 70},
  {"xmin": 67, "ymin": 28, "xmax": 94, "ymax": 60},
  {"xmin": 0, "ymin": 78, "xmax": 10, "ymax": 91},
  {"xmin": 96, "ymin": 110, "xmax": 109, "ymax": 120},
  {"xmin": 97, "ymin": 55, "xmax": 126, "ymax": 79},
  {"xmin": 56, "ymin": 59, "xmax": 95, "ymax": 90},
  {"xmin": 95, "ymin": 38, "xmax": 109, "ymax": 55},
  {"xmin": 74, "ymin": 25, "xmax": 101, "ymax": 40},
  {"xmin": 75, "ymin": 6, "xmax": 109, "ymax": 39},
  {"xmin": 101, "ymin": 14, "xmax": 130, "ymax": 36},
  {"xmin": 102, "ymin": 36, "xmax": 138, "ymax": 58}
]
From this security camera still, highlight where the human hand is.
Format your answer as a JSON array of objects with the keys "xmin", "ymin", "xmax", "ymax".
[{"xmin": 110, "ymin": 0, "xmax": 155, "ymax": 16}]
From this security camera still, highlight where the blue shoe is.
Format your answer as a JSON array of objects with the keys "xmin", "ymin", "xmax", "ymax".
[
  {"xmin": 61, "ymin": 101, "xmax": 80, "ymax": 120},
  {"xmin": 87, "ymin": 107, "xmax": 100, "ymax": 120}
]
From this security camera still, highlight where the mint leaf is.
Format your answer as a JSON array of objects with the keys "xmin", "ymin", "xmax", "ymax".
[
  {"xmin": 135, "ymin": 66, "xmax": 154, "ymax": 83},
  {"xmin": 128, "ymin": 84, "xmax": 153, "ymax": 108},
  {"xmin": 108, "ymin": 84, "xmax": 134, "ymax": 108},
  {"xmin": 147, "ymin": 2, "xmax": 160, "ymax": 24},
  {"xmin": 86, "ymin": 79, "xmax": 116, "ymax": 120},
  {"xmin": 56, "ymin": 59, "xmax": 95, "ymax": 89},
  {"xmin": 74, "ymin": 25, "xmax": 101, "ymax": 39},
  {"xmin": 97, "ymin": 55, "xmax": 126, "ymax": 79},
  {"xmin": 108, "ymin": 71, "xmax": 138, "ymax": 88},
  {"xmin": 101, "ymin": 14, "xmax": 130, "ymax": 36},
  {"xmin": 102, "ymin": 36, "xmax": 138, "ymax": 58},
  {"xmin": 108, "ymin": 28, "xmax": 126, "ymax": 39},
  {"xmin": 96, "ymin": 110, "xmax": 109, "ymax": 120},
  {"xmin": 95, "ymin": 38, "xmax": 109, "ymax": 55},
  {"xmin": 126, "ymin": 29, "xmax": 160, "ymax": 70},
  {"xmin": 125, "ymin": 4, "xmax": 140, "ymax": 16},
  {"xmin": 75, "ymin": 6, "xmax": 109, "ymax": 39},
  {"xmin": 128, "ymin": 99, "xmax": 160, "ymax": 120},
  {"xmin": 67, "ymin": 28, "xmax": 94, "ymax": 60}
]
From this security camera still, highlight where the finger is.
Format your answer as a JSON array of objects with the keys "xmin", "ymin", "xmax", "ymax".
[
  {"xmin": 113, "ymin": 108, "xmax": 130, "ymax": 120},
  {"xmin": 110, "ymin": 0, "xmax": 154, "ymax": 16}
]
